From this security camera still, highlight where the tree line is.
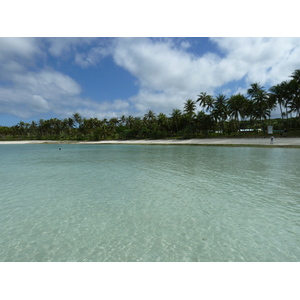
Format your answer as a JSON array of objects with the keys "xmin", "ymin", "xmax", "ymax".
[{"xmin": 1, "ymin": 69, "xmax": 300, "ymax": 141}]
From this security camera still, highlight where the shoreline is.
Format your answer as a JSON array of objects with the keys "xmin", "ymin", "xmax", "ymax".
[{"xmin": 1, "ymin": 137, "xmax": 300, "ymax": 147}]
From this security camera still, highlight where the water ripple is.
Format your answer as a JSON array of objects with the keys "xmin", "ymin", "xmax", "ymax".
[{"xmin": 1, "ymin": 145, "xmax": 300, "ymax": 261}]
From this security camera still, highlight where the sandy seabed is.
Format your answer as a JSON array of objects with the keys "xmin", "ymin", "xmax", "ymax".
[{"xmin": 1, "ymin": 138, "xmax": 300, "ymax": 147}]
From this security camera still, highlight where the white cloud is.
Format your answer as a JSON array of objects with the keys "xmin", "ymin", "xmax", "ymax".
[
  {"xmin": 128, "ymin": 89, "xmax": 193, "ymax": 115},
  {"xmin": 46, "ymin": 37, "xmax": 95, "ymax": 57},
  {"xmin": 111, "ymin": 38, "xmax": 230, "ymax": 115},
  {"xmin": 113, "ymin": 38, "xmax": 196, "ymax": 92},
  {"xmin": 1, "ymin": 37, "xmax": 300, "ymax": 123},
  {"xmin": 0, "ymin": 37, "xmax": 41, "ymax": 60},
  {"xmin": 31, "ymin": 95, "xmax": 51, "ymax": 111},
  {"xmin": 110, "ymin": 37, "xmax": 300, "ymax": 116},
  {"xmin": 75, "ymin": 46, "xmax": 111, "ymax": 68},
  {"xmin": 0, "ymin": 37, "xmax": 127, "ymax": 121},
  {"xmin": 0, "ymin": 37, "xmax": 43, "ymax": 81},
  {"xmin": 13, "ymin": 70, "xmax": 81, "ymax": 97},
  {"xmin": 68, "ymin": 99, "xmax": 131, "ymax": 121},
  {"xmin": 210, "ymin": 37, "xmax": 300, "ymax": 87},
  {"xmin": 0, "ymin": 67, "xmax": 84, "ymax": 118},
  {"xmin": 180, "ymin": 40, "xmax": 191, "ymax": 49}
]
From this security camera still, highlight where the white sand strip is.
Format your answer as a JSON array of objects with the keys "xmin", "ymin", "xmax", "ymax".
[
  {"xmin": 0, "ymin": 138, "xmax": 300, "ymax": 146},
  {"xmin": 79, "ymin": 138, "xmax": 300, "ymax": 146},
  {"xmin": 0, "ymin": 140, "xmax": 52, "ymax": 144}
]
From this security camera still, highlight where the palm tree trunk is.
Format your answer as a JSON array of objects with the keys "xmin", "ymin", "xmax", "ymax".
[{"xmin": 279, "ymin": 103, "xmax": 283, "ymax": 120}]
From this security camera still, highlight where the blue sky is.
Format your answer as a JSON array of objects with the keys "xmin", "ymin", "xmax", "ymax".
[{"xmin": 1, "ymin": 37, "xmax": 300, "ymax": 126}]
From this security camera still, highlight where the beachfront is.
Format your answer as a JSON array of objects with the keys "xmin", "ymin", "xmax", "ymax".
[{"xmin": 1, "ymin": 138, "xmax": 300, "ymax": 147}]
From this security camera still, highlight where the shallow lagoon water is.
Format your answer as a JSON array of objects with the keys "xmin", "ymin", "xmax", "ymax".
[{"xmin": 0, "ymin": 144, "xmax": 299, "ymax": 261}]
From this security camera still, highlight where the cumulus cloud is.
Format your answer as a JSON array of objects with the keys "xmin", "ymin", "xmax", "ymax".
[
  {"xmin": 112, "ymin": 37, "xmax": 245, "ymax": 103},
  {"xmin": 0, "ymin": 37, "xmax": 41, "ymax": 60},
  {"xmin": 75, "ymin": 46, "xmax": 111, "ymax": 68},
  {"xmin": 66, "ymin": 99, "xmax": 131, "ymax": 121},
  {"xmin": 31, "ymin": 95, "xmax": 51, "ymax": 111},
  {"xmin": 0, "ymin": 37, "xmax": 104, "ymax": 120},
  {"xmin": 111, "ymin": 37, "xmax": 300, "ymax": 116},
  {"xmin": 113, "ymin": 38, "xmax": 197, "ymax": 92},
  {"xmin": 0, "ymin": 37, "xmax": 43, "ymax": 80},
  {"xmin": 210, "ymin": 37, "xmax": 300, "ymax": 87},
  {"xmin": 13, "ymin": 70, "xmax": 81, "ymax": 97},
  {"xmin": 111, "ymin": 37, "xmax": 231, "ymax": 114},
  {"xmin": 46, "ymin": 37, "xmax": 95, "ymax": 57},
  {"xmin": 0, "ymin": 69, "xmax": 83, "ymax": 118},
  {"xmin": 1, "ymin": 37, "xmax": 300, "ymax": 123}
]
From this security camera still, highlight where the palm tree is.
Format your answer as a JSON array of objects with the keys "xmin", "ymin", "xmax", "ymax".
[
  {"xmin": 227, "ymin": 93, "xmax": 248, "ymax": 132},
  {"xmin": 247, "ymin": 83, "xmax": 264, "ymax": 99},
  {"xmin": 72, "ymin": 113, "xmax": 82, "ymax": 128},
  {"xmin": 269, "ymin": 84, "xmax": 285, "ymax": 119},
  {"xmin": 29, "ymin": 121, "xmax": 38, "ymax": 138},
  {"xmin": 170, "ymin": 109, "xmax": 182, "ymax": 134},
  {"xmin": 196, "ymin": 111, "xmax": 215, "ymax": 136},
  {"xmin": 67, "ymin": 117, "xmax": 75, "ymax": 129},
  {"xmin": 289, "ymin": 95, "xmax": 300, "ymax": 117},
  {"xmin": 247, "ymin": 83, "xmax": 270, "ymax": 128},
  {"xmin": 120, "ymin": 115, "xmax": 126, "ymax": 126},
  {"xmin": 266, "ymin": 94, "xmax": 277, "ymax": 121},
  {"xmin": 286, "ymin": 80, "xmax": 300, "ymax": 118},
  {"xmin": 126, "ymin": 115, "xmax": 135, "ymax": 129},
  {"xmin": 144, "ymin": 110, "xmax": 155, "ymax": 122},
  {"xmin": 183, "ymin": 99, "xmax": 196, "ymax": 115},
  {"xmin": 143, "ymin": 110, "xmax": 156, "ymax": 134},
  {"xmin": 255, "ymin": 90, "xmax": 270, "ymax": 123},
  {"xmin": 290, "ymin": 69, "xmax": 300, "ymax": 83},
  {"xmin": 157, "ymin": 112, "xmax": 170, "ymax": 136},
  {"xmin": 288, "ymin": 70, "xmax": 300, "ymax": 118},
  {"xmin": 281, "ymin": 80, "xmax": 297, "ymax": 119},
  {"xmin": 196, "ymin": 92, "xmax": 214, "ymax": 113},
  {"xmin": 212, "ymin": 94, "xmax": 228, "ymax": 134},
  {"xmin": 183, "ymin": 99, "xmax": 196, "ymax": 126}
]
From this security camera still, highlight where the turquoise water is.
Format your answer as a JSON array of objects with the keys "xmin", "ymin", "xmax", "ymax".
[{"xmin": 1, "ymin": 144, "xmax": 300, "ymax": 261}]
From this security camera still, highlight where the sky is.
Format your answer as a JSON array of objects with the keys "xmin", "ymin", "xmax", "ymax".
[
  {"xmin": 1, "ymin": 37, "xmax": 300, "ymax": 126},
  {"xmin": 1, "ymin": 1, "xmax": 299, "ymax": 298}
]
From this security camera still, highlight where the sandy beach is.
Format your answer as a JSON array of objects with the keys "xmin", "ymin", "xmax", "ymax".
[{"xmin": 1, "ymin": 138, "xmax": 300, "ymax": 147}]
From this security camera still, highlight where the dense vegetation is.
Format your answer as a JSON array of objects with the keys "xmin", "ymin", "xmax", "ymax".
[{"xmin": 1, "ymin": 69, "xmax": 300, "ymax": 141}]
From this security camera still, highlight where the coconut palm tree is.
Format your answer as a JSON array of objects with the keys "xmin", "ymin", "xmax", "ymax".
[
  {"xmin": 157, "ymin": 112, "xmax": 170, "ymax": 136},
  {"xmin": 281, "ymin": 80, "xmax": 297, "ymax": 119},
  {"xmin": 120, "ymin": 115, "xmax": 126, "ymax": 126},
  {"xmin": 143, "ymin": 110, "xmax": 156, "ymax": 125},
  {"xmin": 29, "ymin": 121, "xmax": 38, "ymax": 138},
  {"xmin": 266, "ymin": 94, "xmax": 277, "ymax": 121},
  {"xmin": 196, "ymin": 92, "xmax": 214, "ymax": 113},
  {"xmin": 290, "ymin": 69, "xmax": 300, "ymax": 83},
  {"xmin": 212, "ymin": 94, "xmax": 228, "ymax": 134},
  {"xmin": 247, "ymin": 83, "xmax": 264, "ymax": 99},
  {"xmin": 288, "ymin": 70, "xmax": 300, "ymax": 118},
  {"xmin": 227, "ymin": 93, "xmax": 248, "ymax": 131},
  {"xmin": 247, "ymin": 83, "xmax": 270, "ymax": 126},
  {"xmin": 72, "ymin": 113, "xmax": 82, "ymax": 128},
  {"xmin": 170, "ymin": 109, "xmax": 182, "ymax": 134},
  {"xmin": 196, "ymin": 111, "xmax": 215, "ymax": 136},
  {"xmin": 183, "ymin": 99, "xmax": 196, "ymax": 115},
  {"xmin": 126, "ymin": 115, "xmax": 135, "ymax": 129},
  {"xmin": 288, "ymin": 95, "xmax": 300, "ymax": 117},
  {"xmin": 183, "ymin": 99, "xmax": 196, "ymax": 126},
  {"xmin": 269, "ymin": 84, "xmax": 285, "ymax": 119}
]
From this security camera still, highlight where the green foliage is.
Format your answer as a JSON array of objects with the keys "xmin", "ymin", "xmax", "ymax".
[{"xmin": 1, "ymin": 69, "xmax": 300, "ymax": 141}]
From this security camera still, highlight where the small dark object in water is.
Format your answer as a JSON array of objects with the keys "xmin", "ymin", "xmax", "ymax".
[{"xmin": 59, "ymin": 148, "xmax": 61, "ymax": 150}]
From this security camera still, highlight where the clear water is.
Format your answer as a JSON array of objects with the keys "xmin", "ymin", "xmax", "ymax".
[{"xmin": 1, "ymin": 144, "xmax": 299, "ymax": 261}]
